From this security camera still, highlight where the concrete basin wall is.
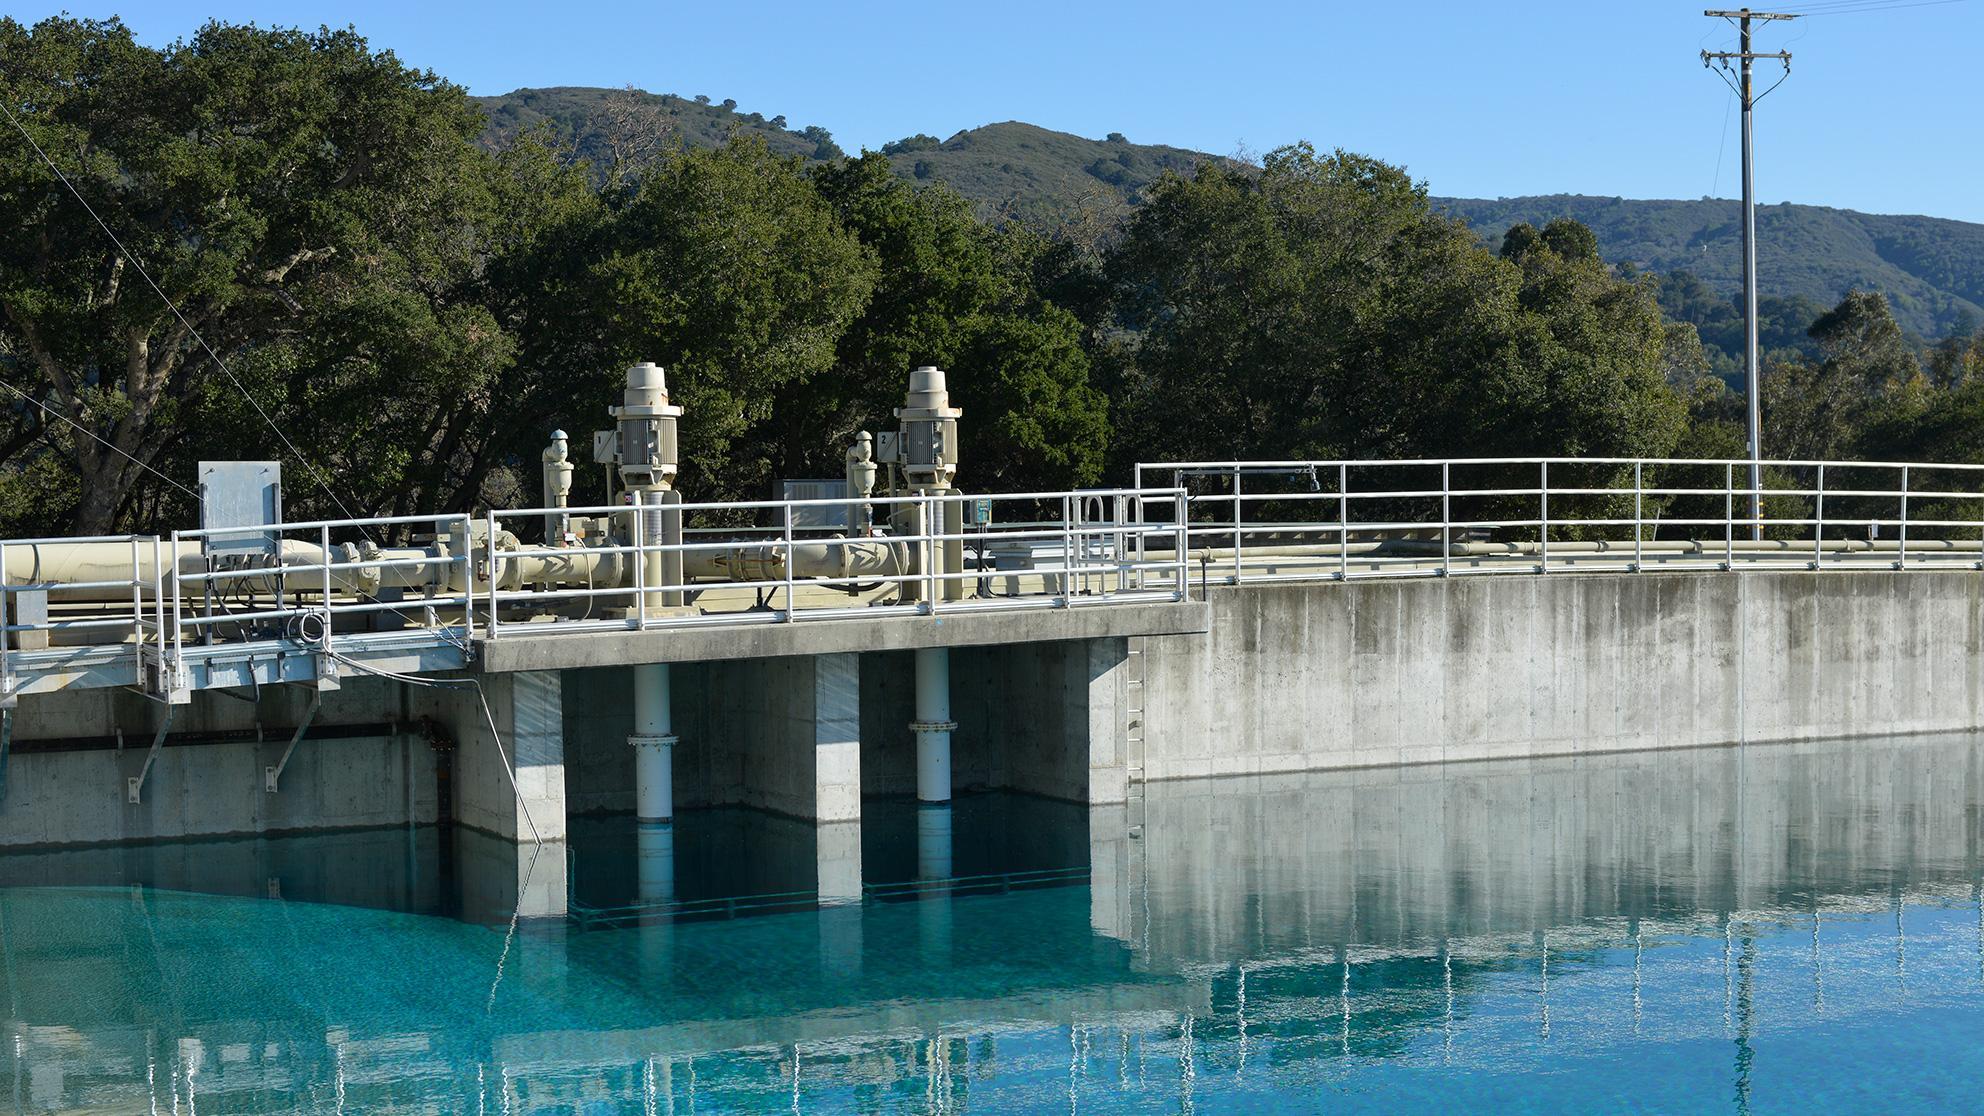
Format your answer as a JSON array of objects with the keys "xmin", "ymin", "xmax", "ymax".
[{"xmin": 1138, "ymin": 570, "xmax": 1984, "ymax": 779}]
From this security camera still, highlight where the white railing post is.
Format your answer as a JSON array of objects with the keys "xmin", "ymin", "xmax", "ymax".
[
  {"xmin": 1338, "ymin": 464, "xmax": 1349, "ymax": 581},
  {"xmin": 320, "ymin": 525, "xmax": 333, "ymax": 643},
  {"xmin": 1723, "ymin": 463, "xmax": 1734, "ymax": 569},
  {"xmin": 1175, "ymin": 491, "xmax": 1189, "ymax": 600},
  {"xmin": 1539, "ymin": 462, "xmax": 1550, "ymax": 574},
  {"xmin": 127, "ymin": 537, "xmax": 143, "ymax": 683},
  {"xmin": 0, "ymin": 541, "xmax": 10, "ymax": 702},
  {"xmin": 1060, "ymin": 494, "xmax": 1074, "ymax": 608},
  {"xmin": 457, "ymin": 513, "xmax": 474, "ymax": 641},
  {"xmin": 629, "ymin": 491, "xmax": 646, "ymax": 630},
  {"xmin": 1898, "ymin": 465, "xmax": 1910, "ymax": 570},
  {"xmin": 151, "ymin": 536, "xmax": 166, "ymax": 685},
  {"xmin": 169, "ymin": 530, "xmax": 185, "ymax": 690},
  {"xmin": 1231, "ymin": 468, "xmax": 1244, "ymax": 585},
  {"xmin": 782, "ymin": 499, "xmax": 797, "ymax": 622},
  {"xmin": 1632, "ymin": 462, "xmax": 1644, "ymax": 572},
  {"xmin": 1441, "ymin": 461, "xmax": 1451, "ymax": 578},
  {"xmin": 1814, "ymin": 464, "xmax": 1825, "ymax": 571},
  {"xmin": 485, "ymin": 508, "xmax": 502, "ymax": 639}
]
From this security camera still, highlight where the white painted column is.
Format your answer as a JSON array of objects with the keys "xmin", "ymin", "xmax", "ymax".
[
  {"xmin": 913, "ymin": 647, "xmax": 954, "ymax": 803},
  {"xmin": 912, "ymin": 646, "xmax": 953, "ymax": 959},
  {"xmin": 632, "ymin": 662, "xmax": 675, "ymax": 822}
]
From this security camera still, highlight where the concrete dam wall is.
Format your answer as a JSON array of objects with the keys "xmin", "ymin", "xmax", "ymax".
[
  {"xmin": 3, "ymin": 567, "xmax": 1980, "ymax": 851},
  {"xmin": 1138, "ymin": 570, "xmax": 1984, "ymax": 779}
]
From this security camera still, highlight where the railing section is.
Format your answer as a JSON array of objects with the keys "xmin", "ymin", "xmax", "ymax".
[{"xmin": 1133, "ymin": 457, "xmax": 1984, "ymax": 587}]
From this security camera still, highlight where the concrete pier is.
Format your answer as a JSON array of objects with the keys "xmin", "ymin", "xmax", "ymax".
[{"xmin": 435, "ymin": 671, "xmax": 566, "ymax": 843}]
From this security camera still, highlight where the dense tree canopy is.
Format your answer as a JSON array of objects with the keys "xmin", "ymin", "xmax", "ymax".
[
  {"xmin": 0, "ymin": 16, "xmax": 496, "ymax": 531},
  {"xmin": 1103, "ymin": 146, "xmax": 1683, "ymax": 467},
  {"xmin": 1, "ymin": 18, "xmax": 1979, "ymax": 540}
]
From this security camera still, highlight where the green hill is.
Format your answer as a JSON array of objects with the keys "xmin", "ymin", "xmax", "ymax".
[
  {"xmin": 472, "ymin": 85, "xmax": 826, "ymax": 164},
  {"xmin": 876, "ymin": 121, "xmax": 1217, "ymax": 228},
  {"xmin": 1435, "ymin": 195, "xmax": 1984, "ymax": 342},
  {"xmin": 472, "ymin": 87, "xmax": 1984, "ymax": 342}
]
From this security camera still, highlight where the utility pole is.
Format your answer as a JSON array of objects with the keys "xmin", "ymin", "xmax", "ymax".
[{"xmin": 1704, "ymin": 9, "xmax": 1795, "ymax": 541}]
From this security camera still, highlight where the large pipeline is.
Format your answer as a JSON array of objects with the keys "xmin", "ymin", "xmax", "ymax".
[{"xmin": 7, "ymin": 533, "xmax": 912, "ymax": 606}]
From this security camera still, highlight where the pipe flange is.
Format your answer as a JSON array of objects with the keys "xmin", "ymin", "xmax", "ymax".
[
  {"xmin": 909, "ymin": 720, "xmax": 958, "ymax": 733},
  {"xmin": 629, "ymin": 734, "xmax": 678, "ymax": 750}
]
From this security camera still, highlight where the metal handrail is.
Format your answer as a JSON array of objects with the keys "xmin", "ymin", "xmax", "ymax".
[
  {"xmin": 1136, "ymin": 457, "xmax": 1984, "ymax": 587},
  {"xmin": 481, "ymin": 487, "xmax": 1191, "ymax": 637}
]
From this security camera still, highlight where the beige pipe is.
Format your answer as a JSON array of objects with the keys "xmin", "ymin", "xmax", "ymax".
[{"xmin": 0, "ymin": 538, "xmax": 472, "ymax": 602}]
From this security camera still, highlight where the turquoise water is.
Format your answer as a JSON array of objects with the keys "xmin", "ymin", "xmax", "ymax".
[{"xmin": 3, "ymin": 734, "xmax": 1983, "ymax": 1112}]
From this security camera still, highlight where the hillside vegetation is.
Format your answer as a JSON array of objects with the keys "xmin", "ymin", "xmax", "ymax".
[
  {"xmin": 474, "ymin": 87, "xmax": 1984, "ymax": 346},
  {"xmin": 1437, "ymin": 195, "xmax": 1984, "ymax": 341}
]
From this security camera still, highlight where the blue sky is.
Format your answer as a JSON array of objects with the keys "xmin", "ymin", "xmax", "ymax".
[{"xmin": 23, "ymin": 0, "xmax": 1984, "ymax": 222}]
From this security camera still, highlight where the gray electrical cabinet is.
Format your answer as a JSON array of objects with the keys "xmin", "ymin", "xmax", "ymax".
[{"xmin": 198, "ymin": 461, "xmax": 283, "ymax": 558}]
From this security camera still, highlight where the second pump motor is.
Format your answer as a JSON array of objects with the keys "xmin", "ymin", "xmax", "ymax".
[{"xmin": 530, "ymin": 362, "xmax": 969, "ymax": 605}]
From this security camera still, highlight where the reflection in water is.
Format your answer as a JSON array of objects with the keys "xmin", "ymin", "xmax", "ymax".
[{"xmin": 1, "ymin": 735, "xmax": 1982, "ymax": 1111}]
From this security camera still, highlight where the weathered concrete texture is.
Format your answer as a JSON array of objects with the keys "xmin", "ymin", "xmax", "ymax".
[
  {"xmin": 475, "ymin": 600, "xmax": 1208, "ymax": 672},
  {"xmin": 1137, "ymin": 571, "xmax": 1984, "ymax": 779},
  {"xmin": 0, "ymin": 677, "xmax": 435, "ymax": 847},
  {"xmin": 670, "ymin": 652, "xmax": 863, "ymax": 821},
  {"xmin": 860, "ymin": 641, "xmax": 1132, "ymax": 804},
  {"xmin": 426, "ymin": 671, "xmax": 566, "ymax": 842},
  {"xmin": 562, "ymin": 667, "xmax": 635, "ymax": 816},
  {"xmin": 571, "ymin": 642, "xmax": 1134, "ymax": 817}
]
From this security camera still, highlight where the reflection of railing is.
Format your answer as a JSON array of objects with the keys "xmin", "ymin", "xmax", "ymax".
[
  {"xmin": 568, "ymin": 864, "xmax": 1094, "ymax": 929},
  {"xmin": 1135, "ymin": 457, "xmax": 1984, "ymax": 585}
]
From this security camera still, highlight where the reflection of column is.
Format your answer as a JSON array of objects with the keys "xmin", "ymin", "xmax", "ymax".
[
  {"xmin": 917, "ymin": 804, "xmax": 953, "ymax": 880},
  {"xmin": 817, "ymin": 824, "xmax": 864, "ymax": 980},
  {"xmin": 1089, "ymin": 803, "xmax": 1133, "ymax": 942},
  {"xmin": 818, "ymin": 820, "xmax": 862, "ymax": 905},
  {"xmin": 454, "ymin": 827, "xmax": 569, "ymax": 922},
  {"xmin": 918, "ymin": 804, "xmax": 953, "ymax": 961},
  {"xmin": 638, "ymin": 820, "xmax": 675, "ymax": 905}
]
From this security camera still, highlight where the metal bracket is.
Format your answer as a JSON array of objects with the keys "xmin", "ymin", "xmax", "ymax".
[
  {"xmin": 265, "ymin": 689, "xmax": 323, "ymax": 793},
  {"xmin": 126, "ymin": 703, "xmax": 177, "ymax": 805}
]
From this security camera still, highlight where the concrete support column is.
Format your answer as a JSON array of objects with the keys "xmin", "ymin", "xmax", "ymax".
[
  {"xmin": 956, "ymin": 638, "xmax": 1131, "ymax": 805},
  {"xmin": 814, "ymin": 653, "xmax": 863, "ymax": 824},
  {"xmin": 1081, "ymin": 639, "xmax": 1132, "ymax": 805},
  {"xmin": 813, "ymin": 653, "xmax": 865, "ymax": 910},
  {"xmin": 913, "ymin": 648, "xmax": 954, "ymax": 803},
  {"xmin": 445, "ymin": 671, "xmax": 567, "ymax": 844}
]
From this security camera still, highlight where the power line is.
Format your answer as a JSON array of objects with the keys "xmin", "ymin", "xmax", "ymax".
[
  {"xmin": 0, "ymin": 96, "xmax": 369, "ymax": 525},
  {"xmin": 0, "ymin": 375, "xmax": 197, "ymax": 497},
  {"xmin": 1781, "ymin": 0, "xmax": 1962, "ymax": 13}
]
